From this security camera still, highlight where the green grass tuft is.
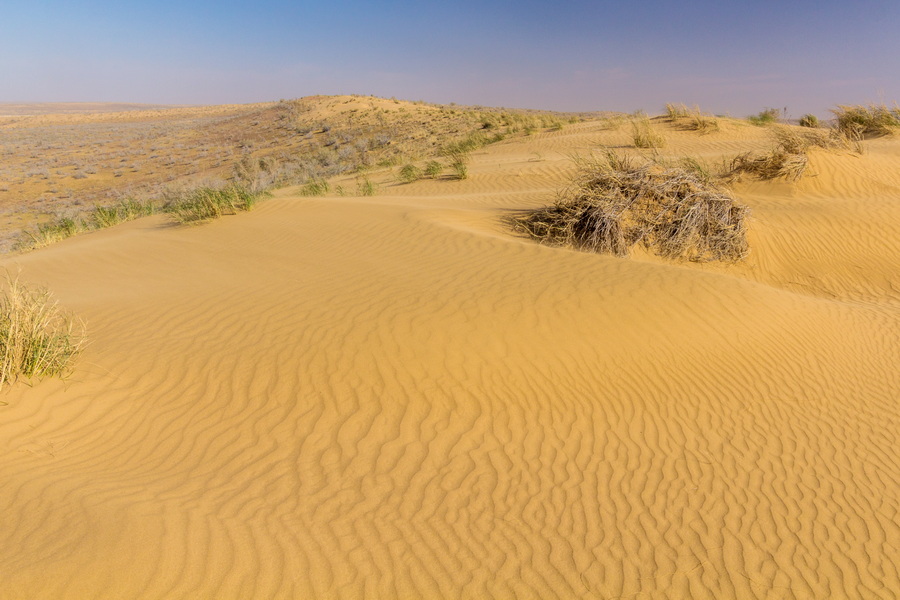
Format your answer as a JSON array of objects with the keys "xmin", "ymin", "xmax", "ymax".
[{"xmin": 0, "ymin": 274, "xmax": 85, "ymax": 388}]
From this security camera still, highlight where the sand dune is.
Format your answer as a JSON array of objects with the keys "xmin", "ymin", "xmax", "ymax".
[{"xmin": 1, "ymin": 118, "xmax": 899, "ymax": 599}]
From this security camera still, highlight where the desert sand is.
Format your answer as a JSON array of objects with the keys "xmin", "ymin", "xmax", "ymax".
[{"xmin": 1, "ymin": 110, "xmax": 898, "ymax": 599}]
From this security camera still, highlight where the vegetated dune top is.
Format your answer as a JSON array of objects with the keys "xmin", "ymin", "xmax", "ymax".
[
  {"xmin": 1, "ymin": 114, "xmax": 899, "ymax": 599},
  {"xmin": 0, "ymin": 95, "xmax": 577, "ymax": 251}
]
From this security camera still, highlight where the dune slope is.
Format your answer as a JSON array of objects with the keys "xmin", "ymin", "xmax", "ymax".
[{"xmin": 1, "ymin": 120, "xmax": 899, "ymax": 599}]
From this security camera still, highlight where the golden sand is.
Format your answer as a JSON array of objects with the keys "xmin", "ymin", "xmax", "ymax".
[{"xmin": 1, "ymin": 115, "xmax": 898, "ymax": 599}]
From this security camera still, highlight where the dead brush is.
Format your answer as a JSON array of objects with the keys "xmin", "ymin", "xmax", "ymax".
[
  {"xmin": 728, "ymin": 125, "xmax": 857, "ymax": 181},
  {"xmin": 832, "ymin": 103, "xmax": 900, "ymax": 138},
  {"xmin": 512, "ymin": 151, "xmax": 750, "ymax": 262}
]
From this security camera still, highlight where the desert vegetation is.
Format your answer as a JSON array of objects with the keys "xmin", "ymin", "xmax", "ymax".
[
  {"xmin": 631, "ymin": 117, "xmax": 666, "ymax": 148},
  {"xmin": 16, "ymin": 185, "xmax": 267, "ymax": 250},
  {"xmin": 513, "ymin": 151, "xmax": 749, "ymax": 262},
  {"xmin": 2, "ymin": 96, "xmax": 589, "ymax": 252},
  {"xmin": 798, "ymin": 114, "xmax": 819, "ymax": 128},
  {"xmin": 664, "ymin": 103, "xmax": 720, "ymax": 133},
  {"xmin": 728, "ymin": 125, "xmax": 858, "ymax": 181},
  {"xmin": 0, "ymin": 274, "xmax": 84, "ymax": 388},
  {"xmin": 832, "ymin": 103, "xmax": 900, "ymax": 137},
  {"xmin": 747, "ymin": 108, "xmax": 781, "ymax": 126}
]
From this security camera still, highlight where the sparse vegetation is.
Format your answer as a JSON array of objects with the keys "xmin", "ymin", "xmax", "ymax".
[
  {"xmin": 665, "ymin": 103, "xmax": 690, "ymax": 120},
  {"xmin": 728, "ymin": 125, "xmax": 856, "ymax": 181},
  {"xmin": 397, "ymin": 163, "xmax": 422, "ymax": 184},
  {"xmin": 832, "ymin": 103, "xmax": 900, "ymax": 137},
  {"xmin": 357, "ymin": 177, "xmax": 377, "ymax": 196},
  {"xmin": 424, "ymin": 160, "xmax": 443, "ymax": 179},
  {"xmin": 631, "ymin": 118, "xmax": 666, "ymax": 148},
  {"xmin": 166, "ymin": 186, "xmax": 264, "ymax": 224},
  {"xmin": 0, "ymin": 274, "xmax": 85, "ymax": 388},
  {"xmin": 513, "ymin": 151, "xmax": 749, "ymax": 262},
  {"xmin": 17, "ymin": 198, "xmax": 157, "ymax": 251},
  {"xmin": 300, "ymin": 178, "xmax": 330, "ymax": 196},
  {"xmin": 747, "ymin": 108, "xmax": 780, "ymax": 126},
  {"xmin": 798, "ymin": 114, "xmax": 819, "ymax": 128}
]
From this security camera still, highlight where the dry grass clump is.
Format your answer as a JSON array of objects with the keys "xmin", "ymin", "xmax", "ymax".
[
  {"xmin": 0, "ymin": 274, "xmax": 84, "ymax": 388},
  {"xmin": 513, "ymin": 152, "xmax": 749, "ymax": 262},
  {"xmin": 631, "ymin": 118, "xmax": 666, "ymax": 148},
  {"xmin": 665, "ymin": 104, "xmax": 720, "ymax": 133},
  {"xmin": 832, "ymin": 103, "xmax": 900, "ymax": 137},
  {"xmin": 798, "ymin": 114, "xmax": 819, "ymax": 128},
  {"xmin": 728, "ymin": 125, "xmax": 857, "ymax": 181},
  {"xmin": 665, "ymin": 103, "xmax": 690, "ymax": 120},
  {"xmin": 166, "ymin": 186, "xmax": 264, "ymax": 224}
]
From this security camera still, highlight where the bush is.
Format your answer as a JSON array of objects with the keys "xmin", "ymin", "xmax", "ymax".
[
  {"xmin": 0, "ymin": 275, "xmax": 85, "ymax": 388},
  {"xmin": 747, "ymin": 108, "xmax": 780, "ymax": 126},
  {"xmin": 513, "ymin": 151, "xmax": 749, "ymax": 262},
  {"xmin": 798, "ymin": 114, "xmax": 819, "ymax": 128},
  {"xmin": 832, "ymin": 103, "xmax": 900, "ymax": 137},
  {"xmin": 728, "ymin": 125, "xmax": 856, "ymax": 181}
]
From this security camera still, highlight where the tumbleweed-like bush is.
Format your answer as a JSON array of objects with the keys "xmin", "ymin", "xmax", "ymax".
[{"xmin": 513, "ymin": 151, "xmax": 750, "ymax": 262}]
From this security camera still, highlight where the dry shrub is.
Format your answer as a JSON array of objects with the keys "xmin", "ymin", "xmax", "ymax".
[
  {"xmin": 513, "ymin": 152, "xmax": 749, "ymax": 262},
  {"xmin": 832, "ymin": 103, "xmax": 900, "ymax": 138},
  {"xmin": 631, "ymin": 118, "xmax": 666, "ymax": 148},
  {"xmin": 729, "ymin": 125, "xmax": 857, "ymax": 181},
  {"xmin": 666, "ymin": 104, "xmax": 719, "ymax": 133},
  {"xmin": 0, "ymin": 274, "xmax": 85, "ymax": 388}
]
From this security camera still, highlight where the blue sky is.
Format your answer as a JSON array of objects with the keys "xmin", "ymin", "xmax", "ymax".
[{"xmin": 2, "ymin": 0, "xmax": 898, "ymax": 117}]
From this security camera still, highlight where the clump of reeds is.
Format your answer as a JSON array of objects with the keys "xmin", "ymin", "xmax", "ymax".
[
  {"xmin": 512, "ymin": 151, "xmax": 749, "ymax": 262},
  {"xmin": 728, "ymin": 125, "xmax": 856, "ymax": 181},
  {"xmin": 0, "ymin": 274, "xmax": 85, "ymax": 388},
  {"xmin": 166, "ymin": 186, "xmax": 262, "ymax": 224},
  {"xmin": 832, "ymin": 103, "xmax": 900, "ymax": 137},
  {"xmin": 631, "ymin": 118, "xmax": 666, "ymax": 148}
]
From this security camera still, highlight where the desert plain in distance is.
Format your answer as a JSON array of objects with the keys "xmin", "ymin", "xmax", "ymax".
[{"xmin": 0, "ymin": 96, "xmax": 898, "ymax": 599}]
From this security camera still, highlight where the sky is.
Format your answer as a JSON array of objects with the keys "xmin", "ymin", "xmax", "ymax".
[{"xmin": 1, "ymin": 0, "xmax": 898, "ymax": 117}]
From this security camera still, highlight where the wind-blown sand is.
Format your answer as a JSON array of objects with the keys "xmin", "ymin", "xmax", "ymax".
[{"xmin": 1, "ymin": 118, "xmax": 898, "ymax": 599}]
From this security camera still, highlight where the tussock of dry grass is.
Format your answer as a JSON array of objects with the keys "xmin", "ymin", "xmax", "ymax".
[
  {"xmin": 631, "ymin": 118, "xmax": 666, "ymax": 148},
  {"xmin": 513, "ymin": 152, "xmax": 749, "ymax": 262},
  {"xmin": 0, "ymin": 274, "xmax": 84, "ymax": 388},
  {"xmin": 665, "ymin": 104, "xmax": 719, "ymax": 133},
  {"xmin": 728, "ymin": 125, "xmax": 858, "ymax": 181},
  {"xmin": 832, "ymin": 103, "xmax": 900, "ymax": 138}
]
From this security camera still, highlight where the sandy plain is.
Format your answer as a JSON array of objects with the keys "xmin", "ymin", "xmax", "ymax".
[{"xmin": 0, "ymin": 98, "xmax": 898, "ymax": 599}]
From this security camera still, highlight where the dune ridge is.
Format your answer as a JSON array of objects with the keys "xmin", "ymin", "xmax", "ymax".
[{"xmin": 1, "ymin": 117, "xmax": 899, "ymax": 599}]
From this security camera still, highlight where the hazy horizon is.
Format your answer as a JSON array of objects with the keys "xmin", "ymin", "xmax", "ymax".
[{"xmin": 3, "ymin": 0, "xmax": 899, "ymax": 119}]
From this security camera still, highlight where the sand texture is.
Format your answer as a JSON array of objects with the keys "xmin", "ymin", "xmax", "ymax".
[{"xmin": 1, "ymin": 118, "xmax": 899, "ymax": 599}]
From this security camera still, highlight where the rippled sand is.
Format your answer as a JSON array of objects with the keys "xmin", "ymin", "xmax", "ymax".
[{"xmin": 2, "ymin": 118, "xmax": 899, "ymax": 599}]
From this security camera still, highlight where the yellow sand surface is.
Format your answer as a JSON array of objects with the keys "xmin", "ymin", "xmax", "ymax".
[{"xmin": 1, "ymin": 118, "xmax": 899, "ymax": 599}]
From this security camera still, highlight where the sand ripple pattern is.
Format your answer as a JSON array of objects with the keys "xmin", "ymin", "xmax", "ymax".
[{"xmin": 2, "ymin": 125, "xmax": 900, "ymax": 600}]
